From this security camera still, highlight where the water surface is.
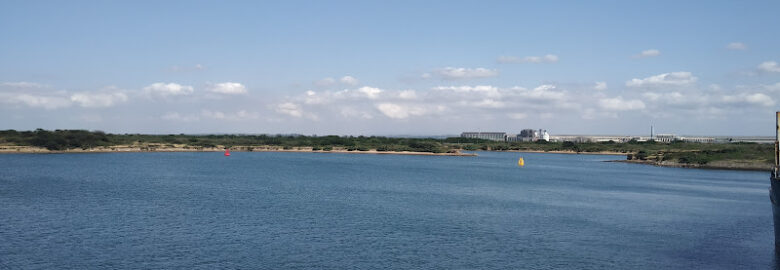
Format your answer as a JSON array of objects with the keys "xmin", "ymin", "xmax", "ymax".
[{"xmin": 0, "ymin": 151, "xmax": 774, "ymax": 269}]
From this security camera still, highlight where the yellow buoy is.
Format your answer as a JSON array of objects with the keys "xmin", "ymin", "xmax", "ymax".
[{"xmin": 517, "ymin": 157, "xmax": 524, "ymax": 167}]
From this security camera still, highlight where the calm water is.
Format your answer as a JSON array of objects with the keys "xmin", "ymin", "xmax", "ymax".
[{"xmin": 0, "ymin": 151, "xmax": 775, "ymax": 269}]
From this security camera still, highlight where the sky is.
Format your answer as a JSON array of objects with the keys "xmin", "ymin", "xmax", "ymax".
[{"xmin": 1, "ymin": 1, "xmax": 779, "ymax": 136}]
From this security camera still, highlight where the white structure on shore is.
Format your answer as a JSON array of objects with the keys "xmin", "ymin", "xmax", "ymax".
[
  {"xmin": 541, "ymin": 130, "xmax": 550, "ymax": 141},
  {"xmin": 654, "ymin": 134, "xmax": 676, "ymax": 143},
  {"xmin": 460, "ymin": 132, "xmax": 507, "ymax": 141},
  {"xmin": 463, "ymin": 129, "xmax": 549, "ymax": 142},
  {"xmin": 461, "ymin": 130, "xmax": 731, "ymax": 144}
]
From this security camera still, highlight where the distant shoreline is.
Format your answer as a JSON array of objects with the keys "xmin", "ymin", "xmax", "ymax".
[
  {"xmin": 0, "ymin": 146, "xmax": 627, "ymax": 157},
  {"xmin": 1, "ymin": 145, "xmax": 772, "ymax": 171},
  {"xmin": 0, "ymin": 145, "xmax": 477, "ymax": 157},
  {"xmin": 608, "ymin": 159, "xmax": 771, "ymax": 172},
  {"xmin": 500, "ymin": 149, "xmax": 626, "ymax": 156},
  {"xmin": 495, "ymin": 149, "xmax": 771, "ymax": 172}
]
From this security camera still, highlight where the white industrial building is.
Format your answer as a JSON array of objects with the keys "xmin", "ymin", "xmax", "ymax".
[{"xmin": 460, "ymin": 132, "xmax": 508, "ymax": 141}]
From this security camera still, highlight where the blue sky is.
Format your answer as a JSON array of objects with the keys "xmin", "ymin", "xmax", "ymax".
[{"xmin": 1, "ymin": 1, "xmax": 779, "ymax": 136}]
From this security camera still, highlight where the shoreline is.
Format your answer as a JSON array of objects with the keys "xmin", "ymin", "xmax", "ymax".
[
  {"xmin": 608, "ymin": 159, "xmax": 771, "ymax": 172},
  {"xmin": 500, "ymin": 149, "xmax": 626, "ymax": 156},
  {"xmin": 0, "ymin": 145, "xmax": 477, "ymax": 157},
  {"xmin": 0, "ymin": 145, "xmax": 771, "ymax": 171},
  {"xmin": 0, "ymin": 146, "xmax": 628, "ymax": 157}
]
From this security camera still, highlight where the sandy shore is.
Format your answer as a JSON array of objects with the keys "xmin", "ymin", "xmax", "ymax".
[
  {"xmin": 0, "ymin": 145, "xmax": 477, "ymax": 157},
  {"xmin": 609, "ymin": 159, "xmax": 771, "ymax": 172}
]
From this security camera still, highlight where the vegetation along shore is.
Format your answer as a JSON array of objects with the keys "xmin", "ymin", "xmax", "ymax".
[{"xmin": 0, "ymin": 129, "xmax": 772, "ymax": 171}]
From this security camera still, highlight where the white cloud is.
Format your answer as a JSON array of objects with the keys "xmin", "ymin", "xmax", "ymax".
[
  {"xmin": 279, "ymin": 82, "xmax": 780, "ymax": 124},
  {"xmin": 340, "ymin": 76, "xmax": 359, "ymax": 86},
  {"xmin": 3, "ymin": 93, "xmax": 72, "ymax": 109},
  {"xmin": 626, "ymin": 72, "xmax": 698, "ymax": 87},
  {"xmin": 508, "ymin": 113, "xmax": 527, "ymax": 119},
  {"xmin": 357, "ymin": 86, "xmax": 383, "ymax": 99},
  {"xmin": 434, "ymin": 67, "xmax": 499, "ymax": 80},
  {"xmin": 315, "ymin": 77, "xmax": 336, "ymax": 87},
  {"xmin": 275, "ymin": 102, "xmax": 304, "ymax": 118},
  {"xmin": 594, "ymin": 82, "xmax": 607, "ymax": 91},
  {"xmin": 634, "ymin": 49, "xmax": 661, "ymax": 58},
  {"xmin": 70, "ymin": 92, "xmax": 128, "ymax": 108},
  {"xmin": 726, "ymin": 42, "xmax": 747, "ymax": 50},
  {"xmin": 709, "ymin": 84, "xmax": 722, "ymax": 91},
  {"xmin": 375, "ymin": 103, "xmax": 429, "ymax": 119},
  {"xmin": 473, "ymin": 99, "xmax": 505, "ymax": 108},
  {"xmin": 599, "ymin": 97, "xmax": 646, "ymax": 111},
  {"xmin": 433, "ymin": 85, "xmax": 501, "ymax": 98},
  {"xmin": 303, "ymin": 90, "xmax": 325, "ymax": 105},
  {"xmin": 519, "ymin": 85, "xmax": 566, "ymax": 101},
  {"xmin": 1, "ymin": 85, "xmax": 127, "ymax": 109},
  {"xmin": 143, "ymin": 82, "xmax": 194, "ymax": 96},
  {"xmin": 201, "ymin": 109, "xmax": 260, "ymax": 121},
  {"xmin": 497, "ymin": 54, "xmax": 559, "ymax": 64},
  {"xmin": 1, "ymin": 82, "xmax": 46, "ymax": 89},
  {"xmin": 641, "ymin": 91, "xmax": 709, "ymax": 109},
  {"xmin": 316, "ymin": 76, "xmax": 360, "ymax": 87},
  {"xmin": 298, "ymin": 86, "xmax": 390, "ymax": 105},
  {"xmin": 765, "ymin": 82, "xmax": 780, "ymax": 91},
  {"xmin": 208, "ymin": 82, "xmax": 247, "ymax": 95},
  {"xmin": 642, "ymin": 91, "xmax": 690, "ymax": 104},
  {"xmin": 758, "ymin": 61, "xmax": 780, "ymax": 73},
  {"xmin": 398, "ymin": 90, "xmax": 417, "ymax": 100},
  {"xmin": 340, "ymin": 107, "xmax": 373, "ymax": 119},
  {"xmin": 161, "ymin": 112, "xmax": 200, "ymax": 122},
  {"xmin": 722, "ymin": 93, "xmax": 775, "ymax": 107},
  {"xmin": 431, "ymin": 84, "xmax": 568, "ymax": 110}
]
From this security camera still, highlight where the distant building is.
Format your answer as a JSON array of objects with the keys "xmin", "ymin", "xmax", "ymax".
[
  {"xmin": 551, "ymin": 136, "xmax": 593, "ymax": 143},
  {"xmin": 540, "ymin": 129, "xmax": 550, "ymax": 141},
  {"xmin": 518, "ymin": 129, "xmax": 537, "ymax": 142},
  {"xmin": 679, "ymin": 136, "xmax": 715, "ymax": 143},
  {"xmin": 461, "ymin": 129, "xmax": 551, "ymax": 142},
  {"xmin": 461, "ymin": 132, "xmax": 507, "ymax": 141},
  {"xmin": 654, "ymin": 134, "xmax": 677, "ymax": 143}
]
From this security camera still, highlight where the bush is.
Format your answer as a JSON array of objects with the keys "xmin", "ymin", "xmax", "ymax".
[{"xmin": 636, "ymin": 150, "xmax": 648, "ymax": 160}]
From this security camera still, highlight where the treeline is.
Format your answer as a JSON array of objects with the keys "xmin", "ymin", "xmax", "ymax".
[
  {"xmin": 0, "ymin": 129, "xmax": 111, "ymax": 151},
  {"xmin": 0, "ymin": 129, "xmax": 773, "ymax": 165},
  {"xmin": 0, "ymin": 129, "xmax": 456, "ymax": 153},
  {"xmin": 456, "ymin": 139, "xmax": 772, "ymax": 165}
]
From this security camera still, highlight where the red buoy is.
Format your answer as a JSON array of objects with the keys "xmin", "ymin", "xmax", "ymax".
[{"xmin": 224, "ymin": 149, "xmax": 230, "ymax": 156}]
